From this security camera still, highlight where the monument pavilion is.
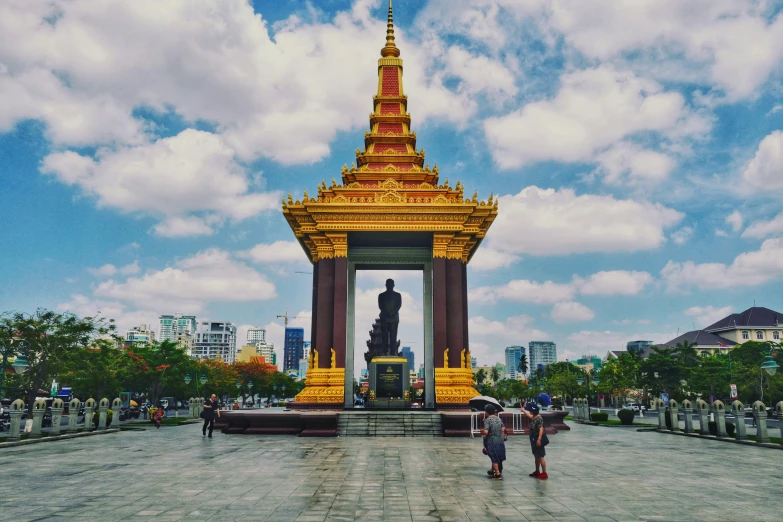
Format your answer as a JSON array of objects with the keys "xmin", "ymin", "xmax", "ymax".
[{"xmin": 284, "ymin": 1, "xmax": 498, "ymax": 410}]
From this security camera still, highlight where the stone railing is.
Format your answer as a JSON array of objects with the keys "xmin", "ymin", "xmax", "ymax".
[
  {"xmin": 3, "ymin": 396, "xmax": 124, "ymax": 442},
  {"xmin": 656, "ymin": 399, "xmax": 782, "ymax": 446}
]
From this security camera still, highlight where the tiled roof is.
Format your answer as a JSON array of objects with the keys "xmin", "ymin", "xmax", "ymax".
[
  {"xmin": 705, "ymin": 307, "xmax": 782, "ymax": 331},
  {"xmin": 658, "ymin": 330, "xmax": 737, "ymax": 349}
]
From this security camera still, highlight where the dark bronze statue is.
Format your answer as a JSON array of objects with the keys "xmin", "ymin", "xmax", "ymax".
[{"xmin": 378, "ymin": 278, "xmax": 402, "ymax": 356}]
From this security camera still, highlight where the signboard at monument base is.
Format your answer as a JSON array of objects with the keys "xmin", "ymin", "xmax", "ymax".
[{"xmin": 367, "ymin": 356, "xmax": 411, "ymax": 409}]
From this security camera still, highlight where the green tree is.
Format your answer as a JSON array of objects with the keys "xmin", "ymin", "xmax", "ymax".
[
  {"xmin": 474, "ymin": 368, "xmax": 487, "ymax": 387},
  {"xmin": 490, "ymin": 366, "xmax": 501, "ymax": 384},
  {"xmin": 127, "ymin": 340, "xmax": 192, "ymax": 405},
  {"xmin": 0, "ymin": 309, "xmax": 114, "ymax": 415}
]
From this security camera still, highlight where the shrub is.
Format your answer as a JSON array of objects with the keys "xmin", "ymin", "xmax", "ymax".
[
  {"xmin": 512, "ymin": 402, "xmax": 521, "ymax": 409},
  {"xmin": 726, "ymin": 421, "xmax": 735, "ymax": 436},
  {"xmin": 590, "ymin": 412, "xmax": 609, "ymax": 422},
  {"xmin": 617, "ymin": 409, "xmax": 635, "ymax": 425},
  {"xmin": 92, "ymin": 409, "xmax": 113, "ymax": 428},
  {"xmin": 665, "ymin": 410, "xmax": 672, "ymax": 429},
  {"xmin": 499, "ymin": 401, "xmax": 506, "ymax": 407}
]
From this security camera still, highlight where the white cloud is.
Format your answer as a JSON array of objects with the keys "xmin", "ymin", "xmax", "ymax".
[
  {"xmin": 551, "ymin": 301, "xmax": 595, "ymax": 323},
  {"xmin": 484, "ymin": 66, "xmax": 704, "ymax": 170},
  {"xmin": 743, "ymin": 212, "xmax": 783, "ymax": 239},
  {"xmin": 467, "ymin": 247, "xmax": 520, "ymax": 271},
  {"xmin": 471, "ymin": 269, "xmax": 653, "ymax": 304},
  {"xmin": 240, "ymin": 241, "xmax": 309, "ymax": 264},
  {"xmin": 684, "ymin": 305, "xmax": 734, "ymax": 328},
  {"xmin": 87, "ymin": 261, "xmax": 140, "ymax": 277},
  {"xmin": 41, "ymin": 130, "xmax": 280, "ymax": 236},
  {"xmin": 468, "ymin": 314, "xmax": 548, "ymax": 366},
  {"xmin": 661, "ymin": 238, "xmax": 783, "ymax": 290},
  {"xmin": 0, "ymin": 1, "xmax": 474, "ymax": 165},
  {"xmin": 596, "ymin": 142, "xmax": 676, "ymax": 185},
  {"xmin": 93, "ymin": 248, "xmax": 277, "ymax": 311},
  {"xmin": 742, "ymin": 131, "xmax": 783, "ymax": 192},
  {"xmin": 443, "ymin": 46, "xmax": 517, "ymax": 101},
  {"xmin": 573, "ymin": 271, "xmax": 653, "ymax": 296},
  {"xmin": 768, "ymin": 104, "xmax": 783, "ymax": 116},
  {"xmin": 470, "ymin": 279, "xmax": 574, "ymax": 305},
  {"xmin": 671, "ymin": 227, "xmax": 694, "ymax": 245},
  {"xmin": 485, "ymin": 187, "xmax": 683, "ymax": 256},
  {"xmin": 613, "ymin": 319, "xmax": 652, "ymax": 326},
  {"xmin": 547, "ymin": 0, "xmax": 783, "ymax": 100},
  {"xmin": 565, "ymin": 329, "xmax": 677, "ymax": 352},
  {"xmin": 726, "ymin": 211, "xmax": 744, "ymax": 233},
  {"xmin": 56, "ymin": 294, "xmax": 158, "ymax": 334}
]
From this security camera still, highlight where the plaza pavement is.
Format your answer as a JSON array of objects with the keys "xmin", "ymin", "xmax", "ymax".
[{"xmin": 0, "ymin": 422, "xmax": 781, "ymax": 522}]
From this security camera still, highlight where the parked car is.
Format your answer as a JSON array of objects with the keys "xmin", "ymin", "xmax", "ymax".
[{"xmin": 629, "ymin": 403, "xmax": 647, "ymax": 413}]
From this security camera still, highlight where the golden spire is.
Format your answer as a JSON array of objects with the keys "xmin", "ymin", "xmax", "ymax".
[{"xmin": 381, "ymin": 0, "xmax": 400, "ymax": 58}]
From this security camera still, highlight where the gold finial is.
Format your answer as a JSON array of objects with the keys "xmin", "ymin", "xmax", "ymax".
[
  {"xmin": 381, "ymin": 0, "xmax": 400, "ymax": 57},
  {"xmin": 303, "ymin": 190, "xmax": 309, "ymax": 201},
  {"xmin": 287, "ymin": 193, "xmax": 293, "ymax": 204},
  {"xmin": 331, "ymin": 178, "xmax": 337, "ymax": 188},
  {"xmin": 472, "ymin": 190, "xmax": 478, "ymax": 203}
]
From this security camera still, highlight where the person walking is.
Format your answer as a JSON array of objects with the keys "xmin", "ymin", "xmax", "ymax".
[
  {"xmin": 521, "ymin": 399, "xmax": 548, "ymax": 479},
  {"xmin": 202, "ymin": 394, "xmax": 220, "ymax": 438},
  {"xmin": 480, "ymin": 404, "xmax": 506, "ymax": 480},
  {"xmin": 153, "ymin": 405, "xmax": 164, "ymax": 429}
]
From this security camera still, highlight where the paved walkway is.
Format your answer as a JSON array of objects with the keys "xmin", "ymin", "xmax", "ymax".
[{"xmin": 0, "ymin": 423, "xmax": 780, "ymax": 521}]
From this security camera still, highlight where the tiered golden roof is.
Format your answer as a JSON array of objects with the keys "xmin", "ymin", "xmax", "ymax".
[{"xmin": 282, "ymin": 0, "xmax": 497, "ymax": 262}]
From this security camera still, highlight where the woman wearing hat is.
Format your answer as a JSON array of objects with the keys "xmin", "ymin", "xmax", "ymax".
[
  {"xmin": 480, "ymin": 404, "xmax": 506, "ymax": 480},
  {"xmin": 521, "ymin": 399, "xmax": 548, "ymax": 479}
]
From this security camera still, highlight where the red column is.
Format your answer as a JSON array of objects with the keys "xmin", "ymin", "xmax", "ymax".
[
  {"xmin": 332, "ymin": 256, "xmax": 347, "ymax": 368},
  {"xmin": 446, "ymin": 258, "xmax": 464, "ymax": 369},
  {"xmin": 462, "ymin": 262, "xmax": 469, "ymax": 360},
  {"xmin": 315, "ymin": 258, "xmax": 334, "ymax": 369},
  {"xmin": 433, "ymin": 257, "xmax": 447, "ymax": 368},
  {"xmin": 310, "ymin": 262, "xmax": 319, "ymax": 358}
]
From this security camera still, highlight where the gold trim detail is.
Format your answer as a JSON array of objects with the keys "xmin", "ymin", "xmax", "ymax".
[
  {"xmin": 294, "ymin": 366, "xmax": 345, "ymax": 404},
  {"xmin": 435, "ymin": 367, "xmax": 480, "ymax": 404}
]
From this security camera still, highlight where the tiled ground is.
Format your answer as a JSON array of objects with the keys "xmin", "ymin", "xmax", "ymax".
[{"xmin": 0, "ymin": 422, "xmax": 781, "ymax": 521}]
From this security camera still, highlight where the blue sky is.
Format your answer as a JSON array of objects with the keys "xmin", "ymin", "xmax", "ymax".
[{"xmin": 1, "ymin": 0, "xmax": 783, "ymax": 370}]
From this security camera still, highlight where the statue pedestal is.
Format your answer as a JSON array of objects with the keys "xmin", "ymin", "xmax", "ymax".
[{"xmin": 368, "ymin": 356, "xmax": 411, "ymax": 409}]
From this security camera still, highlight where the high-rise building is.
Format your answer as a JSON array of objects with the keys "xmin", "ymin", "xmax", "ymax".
[
  {"xmin": 401, "ymin": 346, "xmax": 414, "ymax": 370},
  {"xmin": 626, "ymin": 340, "xmax": 653, "ymax": 354},
  {"xmin": 247, "ymin": 327, "xmax": 266, "ymax": 344},
  {"xmin": 297, "ymin": 341, "xmax": 311, "ymax": 381},
  {"xmin": 193, "ymin": 321, "xmax": 237, "ymax": 363},
  {"xmin": 158, "ymin": 314, "xmax": 197, "ymax": 342},
  {"xmin": 470, "ymin": 356, "xmax": 477, "ymax": 369},
  {"xmin": 283, "ymin": 327, "xmax": 305, "ymax": 372},
  {"xmin": 125, "ymin": 324, "xmax": 155, "ymax": 346},
  {"xmin": 504, "ymin": 346, "xmax": 526, "ymax": 379},
  {"xmin": 529, "ymin": 341, "xmax": 557, "ymax": 372},
  {"xmin": 417, "ymin": 363, "xmax": 425, "ymax": 379}
]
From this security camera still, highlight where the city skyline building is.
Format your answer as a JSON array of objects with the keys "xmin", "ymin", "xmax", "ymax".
[
  {"xmin": 297, "ymin": 341, "xmax": 311, "ymax": 381},
  {"xmin": 193, "ymin": 320, "xmax": 237, "ymax": 363},
  {"xmin": 401, "ymin": 346, "xmax": 414, "ymax": 370},
  {"xmin": 283, "ymin": 327, "xmax": 305, "ymax": 372},
  {"xmin": 125, "ymin": 324, "xmax": 155, "ymax": 346},
  {"xmin": 529, "ymin": 341, "xmax": 557, "ymax": 372},
  {"xmin": 247, "ymin": 327, "xmax": 267, "ymax": 344},
  {"xmin": 158, "ymin": 314, "xmax": 197, "ymax": 342},
  {"xmin": 504, "ymin": 346, "xmax": 526, "ymax": 380}
]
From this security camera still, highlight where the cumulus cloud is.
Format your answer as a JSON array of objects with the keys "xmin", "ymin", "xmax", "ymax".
[
  {"xmin": 661, "ymin": 238, "xmax": 783, "ymax": 291},
  {"xmin": 743, "ymin": 131, "xmax": 783, "ymax": 192},
  {"xmin": 468, "ymin": 314, "xmax": 548, "ymax": 366},
  {"xmin": 595, "ymin": 142, "xmax": 677, "ymax": 185},
  {"xmin": 239, "ymin": 241, "xmax": 309, "ymax": 264},
  {"xmin": 41, "ymin": 130, "xmax": 280, "ymax": 236},
  {"xmin": 467, "ymin": 248, "xmax": 520, "ymax": 271},
  {"xmin": 484, "ymin": 187, "xmax": 683, "ymax": 256},
  {"xmin": 566, "ymin": 329, "xmax": 677, "ymax": 352},
  {"xmin": 743, "ymin": 212, "xmax": 783, "ymax": 239},
  {"xmin": 484, "ymin": 66, "xmax": 704, "ymax": 170},
  {"xmin": 56, "ymin": 294, "xmax": 158, "ymax": 334},
  {"xmin": 671, "ymin": 227, "xmax": 694, "ymax": 245},
  {"xmin": 471, "ymin": 270, "xmax": 652, "ymax": 304},
  {"xmin": 87, "ymin": 261, "xmax": 140, "ymax": 277},
  {"xmin": 551, "ymin": 301, "xmax": 595, "ymax": 323},
  {"xmin": 546, "ymin": 0, "xmax": 783, "ymax": 100},
  {"xmin": 726, "ymin": 211, "xmax": 744, "ymax": 233},
  {"xmin": 93, "ymin": 248, "xmax": 277, "ymax": 311},
  {"xmin": 684, "ymin": 305, "xmax": 734, "ymax": 328}
]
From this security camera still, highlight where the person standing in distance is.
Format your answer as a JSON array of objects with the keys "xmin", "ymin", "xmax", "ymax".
[{"xmin": 202, "ymin": 394, "xmax": 221, "ymax": 438}]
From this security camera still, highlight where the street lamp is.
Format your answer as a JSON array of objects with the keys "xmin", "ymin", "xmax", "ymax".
[
  {"xmin": 0, "ymin": 339, "xmax": 30, "ymax": 398},
  {"xmin": 760, "ymin": 348, "xmax": 780, "ymax": 402},
  {"xmin": 576, "ymin": 369, "xmax": 600, "ymax": 420},
  {"xmin": 184, "ymin": 374, "xmax": 192, "ymax": 385}
]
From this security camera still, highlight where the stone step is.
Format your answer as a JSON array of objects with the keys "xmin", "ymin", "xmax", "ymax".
[{"xmin": 336, "ymin": 412, "xmax": 444, "ymax": 437}]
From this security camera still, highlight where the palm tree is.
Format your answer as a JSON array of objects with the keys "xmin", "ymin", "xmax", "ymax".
[
  {"xmin": 490, "ymin": 366, "xmax": 501, "ymax": 384},
  {"xmin": 474, "ymin": 368, "xmax": 487, "ymax": 387},
  {"xmin": 517, "ymin": 354, "xmax": 528, "ymax": 376}
]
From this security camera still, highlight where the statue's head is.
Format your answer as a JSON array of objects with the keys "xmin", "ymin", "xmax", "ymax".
[{"xmin": 385, "ymin": 278, "xmax": 394, "ymax": 290}]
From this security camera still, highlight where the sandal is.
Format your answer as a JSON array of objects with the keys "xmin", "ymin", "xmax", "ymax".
[
  {"xmin": 529, "ymin": 471, "xmax": 540, "ymax": 477},
  {"xmin": 492, "ymin": 472, "xmax": 503, "ymax": 480},
  {"xmin": 487, "ymin": 469, "xmax": 495, "ymax": 476}
]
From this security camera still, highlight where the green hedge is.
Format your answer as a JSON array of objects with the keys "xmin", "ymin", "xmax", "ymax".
[
  {"xmin": 590, "ymin": 412, "xmax": 609, "ymax": 422},
  {"xmin": 707, "ymin": 420, "xmax": 735, "ymax": 436},
  {"xmin": 617, "ymin": 408, "xmax": 635, "ymax": 425}
]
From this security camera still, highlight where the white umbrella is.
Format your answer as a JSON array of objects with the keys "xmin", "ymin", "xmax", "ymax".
[{"xmin": 469, "ymin": 396, "xmax": 504, "ymax": 412}]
